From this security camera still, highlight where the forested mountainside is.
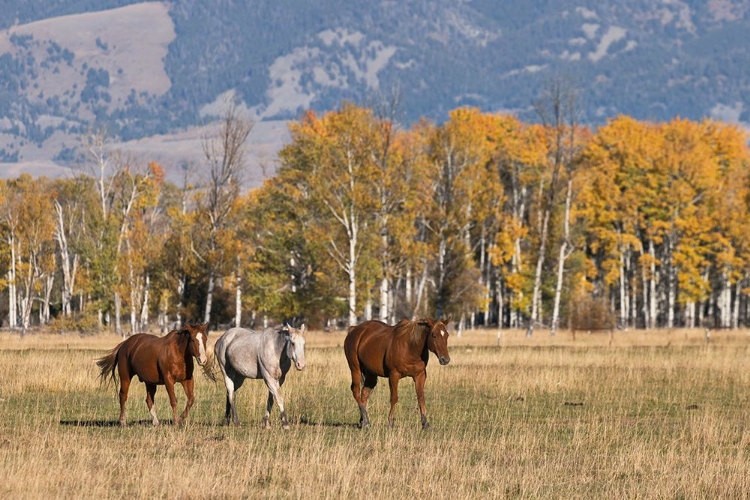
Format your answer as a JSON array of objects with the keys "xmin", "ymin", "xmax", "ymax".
[{"xmin": 0, "ymin": 0, "xmax": 748, "ymax": 167}]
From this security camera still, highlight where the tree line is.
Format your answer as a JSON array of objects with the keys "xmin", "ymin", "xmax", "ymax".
[{"xmin": 2, "ymin": 99, "xmax": 749, "ymax": 336}]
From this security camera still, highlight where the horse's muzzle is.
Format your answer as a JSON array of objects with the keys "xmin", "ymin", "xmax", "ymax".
[
  {"xmin": 439, "ymin": 356, "xmax": 450, "ymax": 365},
  {"xmin": 295, "ymin": 361, "xmax": 306, "ymax": 371}
]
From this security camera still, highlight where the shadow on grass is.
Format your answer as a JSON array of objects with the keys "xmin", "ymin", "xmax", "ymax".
[
  {"xmin": 297, "ymin": 416, "xmax": 359, "ymax": 428},
  {"xmin": 59, "ymin": 419, "xmax": 142, "ymax": 427},
  {"xmin": 59, "ymin": 419, "xmax": 220, "ymax": 428}
]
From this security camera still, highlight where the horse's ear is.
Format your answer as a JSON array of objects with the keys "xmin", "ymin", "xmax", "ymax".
[
  {"xmin": 300, "ymin": 324, "xmax": 306, "ymax": 335},
  {"xmin": 444, "ymin": 315, "xmax": 452, "ymax": 326}
]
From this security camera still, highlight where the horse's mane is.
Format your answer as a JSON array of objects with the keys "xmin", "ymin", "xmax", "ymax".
[{"xmin": 393, "ymin": 319, "xmax": 427, "ymax": 346}]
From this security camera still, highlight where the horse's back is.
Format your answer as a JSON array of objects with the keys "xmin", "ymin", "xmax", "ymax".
[
  {"xmin": 117, "ymin": 333, "xmax": 155, "ymax": 363},
  {"xmin": 116, "ymin": 333, "xmax": 166, "ymax": 383},
  {"xmin": 216, "ymin": 327, "xmax": 264, "ymax": 379},
  {"xmin": 214, "ymin": 327, "xmax": 247, "ymax": 360},
  {"xmin": 345, "ymin": 320, "xmax": 395, "ymax": 376}
]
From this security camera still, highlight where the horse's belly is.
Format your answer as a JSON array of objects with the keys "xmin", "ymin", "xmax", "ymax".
[
  {"xmin": 135, "ymin": 371, "xmax": 163, "ymax": 385},
  {"xmin": 226, "ymin": 355, "xmax": 261, "ymax": 380},
  {"xmin": 137, "ymin": 374, "xmax": 161, "ymax": 384},
  {"xmin": 358, "ymin": 357, "xmax": 387, "ymax": 378}
]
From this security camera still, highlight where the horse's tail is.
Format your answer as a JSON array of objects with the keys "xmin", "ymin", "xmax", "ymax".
[{"xmin": 96, "ymin": 344, "xmax": 122, "ymax": 391}]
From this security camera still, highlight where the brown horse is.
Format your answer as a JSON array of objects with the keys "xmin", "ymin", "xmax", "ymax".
[
  {"xmin": 96, "ymin": 323, "xmax": 209, "ymax": 426},
  {"xmin": 344, "ymin": 317, "xmax": 451, "ymax": 429}
]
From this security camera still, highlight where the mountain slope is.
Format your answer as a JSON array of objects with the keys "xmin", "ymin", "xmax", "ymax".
[{"xmin": 0, "ymin": 0, "xmax": 748, "ymax": 184}]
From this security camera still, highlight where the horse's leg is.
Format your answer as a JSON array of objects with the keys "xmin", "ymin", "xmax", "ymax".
[
  {"xmin": 222, "ymin": 371, "xmax": 244, "ymax": 426},
  {"xmin": 349, "ymin": 367, "xmax": 365, "ymax": 427},
  {"xmin": 145, "ymin": 383, "xmax": 159, "ymax": 426},
  {"xmin": 117, "ymin": 364, "xmax": 132, "ymax": 427},
  {"xmin": 414, "ymin": 370, "xmax": 429, "ymax": 430},
  {"xmin": 164, "ymin": 376, "xmax": 180, "ymax": 425},
  {"xmin": 262, "ymin": 373, "xmax": 288, "ymax": 430},
  {"xmin": 263, "ymin": 391, "xmax": 275, "ymax": 430},
  {"xmin": 387, "ymin": 373, "xmax": 401, "ymax": 428},
  {"xmin": 359, "ymin": 373, "xmax": 378, "ymax": 429},
  {"xmin": 179, "ymin": 377, "xmax": 194, "ymax": 422}
]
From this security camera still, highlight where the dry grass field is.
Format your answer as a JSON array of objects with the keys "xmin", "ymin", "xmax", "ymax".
[{"xmin": 0, "ymin": 327, "xmax": 748, "ymax": 499}]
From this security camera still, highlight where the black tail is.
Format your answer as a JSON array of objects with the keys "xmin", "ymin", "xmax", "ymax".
[{"xmin": 96, "ymin": 344, "xmax": 121, "ymax": 391}]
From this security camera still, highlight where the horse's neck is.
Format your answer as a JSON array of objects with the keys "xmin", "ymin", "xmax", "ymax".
[
  {"xmin": 398, "ymin": 325, "xmax": 429, "ymax": 356},
  {"xmin": 264, "ymin": 329, "xmax": 287, "ymax": 358},
  {"xmin": 166, "ymin": 330, "xmax": 189, "ymax": 354}
]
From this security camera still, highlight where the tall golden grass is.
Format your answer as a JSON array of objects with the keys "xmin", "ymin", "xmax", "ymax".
[{"xmin": 0, "ymin": 328, "xmax": 748, "ymax": 498}]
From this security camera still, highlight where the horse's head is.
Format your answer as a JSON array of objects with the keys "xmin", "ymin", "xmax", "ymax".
[
  {"xmin": 419, "ymin": 316, "xmax": 451, "ymax": 365},
  {"xmin": 282, "ymin": 323, "xmax": 307, "ymax": 371},
  {"xmin": 183, "ymin": 323, "xmax": 209, "ymax": 366}
]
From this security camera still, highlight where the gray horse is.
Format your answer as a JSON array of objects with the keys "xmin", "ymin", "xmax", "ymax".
[{"xmin": 214, "ymin": 324, "xmax": 307, "ymax": 429}]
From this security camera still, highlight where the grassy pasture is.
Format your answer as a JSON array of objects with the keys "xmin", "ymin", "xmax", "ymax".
[{"xmin": 0, "ymin": 328, "xmax": 748, "ymax": 499}]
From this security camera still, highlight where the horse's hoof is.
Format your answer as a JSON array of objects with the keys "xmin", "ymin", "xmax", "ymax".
[
  {"xmin": 152, "ymin": 421, "xmax": 160, "ymax": 427},
  {"xmin": 282, "ymin": 424, "xmax": 290, "ymax": 431},
  {"xmin": 422, "ymin": 422, "xmax": 431, "ymax": 430}
]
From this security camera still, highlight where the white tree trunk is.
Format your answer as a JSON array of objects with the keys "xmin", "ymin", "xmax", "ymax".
[
  {"xmin": 666, "ymin": 239, "xmax": 675, "ymax": 329},
  {"xmin": 348, "ymin": 269, "xmax": 357, "ymax": 326},
  {"xmin": 379, "ymin": 277, "xmax": 388, "ymax": 321},
  {"xmin": 619, "ymin": 252, "xmax": 627, "ymax": 328},
  {"xmin": 551, "ymin": 240, "xmax": 567, "ymax": 337},
  {"xmin": 204, "ymin": 273, "xmax": 215, "ymax": 325},
  {"xmin": 364, "ymin": 298, "xmax": 372, "ymax": 321},
  {"xmin": 43, "ymin": 274, "xmax": 54, "ymax": 325},
  {"xmin": 129, "ymin": 278, "xmax": 138, "ymax": 335},
  {"xmin": 720, "ymin": 274, "xmax": 731, "ymax": 328},
  {"xmin": 405, "ymin": 267, "xmax": 412, "ymax": 306},
  {"xmin": 436, "ymin": 237, "xmax": 447, "ymax": 318},
  {"xmin": 159, "ymin": 292, "xmax": 169, "ymax": 334},
  {"xmin": 686, "ymin": 301, "xmax": 695, "ymax": 328},
  {"xmin": 496, "ymin": 277, "xmax": 504, "ymax": 329},
  {"xmin": 649, "ymin": 240, "xmax": 657, "ymax": 328},
  {"xmin": 551, "ymin": 178, "xmax": 573, "ymax": 336},
  {"xmin": 114, "ymin": 292, "xmax": 123, "ymax": 337},
  {"xmin": 479, "ymin": 228, "xmax": 488, "ymax": 326},
  {"xmin": 140, "ymin": 274, "xmax": 150, "ymax": 332},
  {"xmin": 235, "ymin": 262, "xmax": 242, "ymax": 327},
  {"xmin": 7, "ymin": 269, "xmax": 16, "ymax": 329},
  {"xmin": 732, "ymin": 281, "xmax": 740, "ymax": 329},
  {"xmin": 176, "ymin": 274, "xmax": 186, "ymax": 326},
  {"xmin": 413, "ymin": 262, "xmax": 428, "ymax": 320},
  {"xmin": 8, "ymin": 236, "xmax": 17, "ymax": 329},
  {"xmin": 641, "ymin": 252, "xmax": 652, "ymax": 330},
  {"xmin": 54, "ymin": 201, "xmax": 74, "ymax": 317},
  {"xmin": 527, "ymin": 209, "xmax": 552, "ymax": 336}
]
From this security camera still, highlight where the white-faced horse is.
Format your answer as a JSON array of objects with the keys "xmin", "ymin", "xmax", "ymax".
[{"xmin": 214, "ymin": 324, "xmax": 306, "ymax": 429}]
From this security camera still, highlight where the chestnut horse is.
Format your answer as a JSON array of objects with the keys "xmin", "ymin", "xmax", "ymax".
[
  {"xmin": 344, "ymin": 317, "xmax": 451, "ymax": 429},
  {"xmin": 96, "ymin": 323, "xmax": 209, "ymax": 426}
]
